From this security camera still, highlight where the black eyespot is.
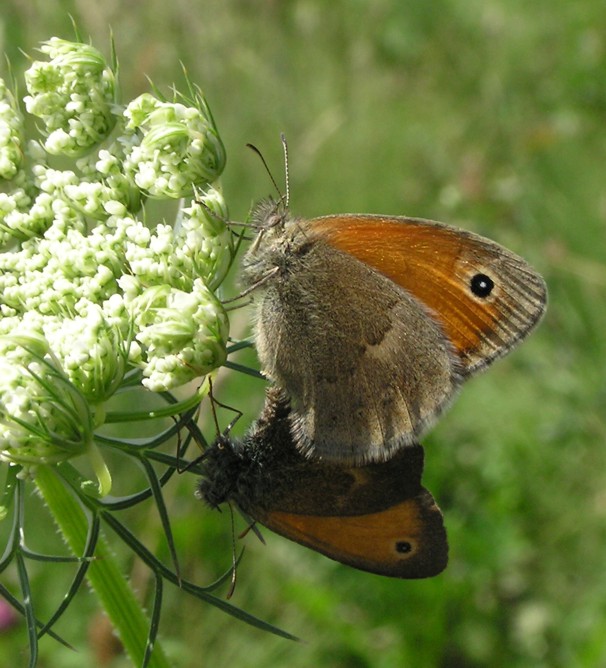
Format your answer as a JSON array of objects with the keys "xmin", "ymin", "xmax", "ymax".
[
  {"xmin": 395, "ymin": 541, "xmax": 413, "ymax": 554},
  {"xmin": 470, "ymin": 273, "xmax": 495, "ymax": 298}
]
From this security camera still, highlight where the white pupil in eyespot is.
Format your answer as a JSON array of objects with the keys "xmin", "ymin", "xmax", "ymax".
[{"xmin": 470, "ymin": 273, "xmax": 495, "ymax": 298}]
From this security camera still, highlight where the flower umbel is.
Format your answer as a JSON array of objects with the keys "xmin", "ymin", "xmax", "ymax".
[
  {"xmin": 123, "ymin": 92, "xmax": 226, "ymax": 198},
  {"xmin": 1, "ymin": 37, "xmax": 233, "ymax": 480},
  {"xmin": 132, "ymin": 279, "xmax": 229, "ymax": 391},
  {"xmin": 177, "ymin": 184, "xmax": 232, "ymax": 289},
  {"xmin": 24, "ymin": 38, "xmax": 117, "ymax": 157},
  {"xmin": 0, "ymin": 334, "xmax": 94, "ymax": 477}
]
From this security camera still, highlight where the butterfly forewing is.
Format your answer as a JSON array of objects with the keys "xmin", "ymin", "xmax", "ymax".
[{"xmin": 310, "ymin": 214, "xmax": 547, "ymax": 372}]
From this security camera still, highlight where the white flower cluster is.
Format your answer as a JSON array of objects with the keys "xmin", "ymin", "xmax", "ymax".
[
  {"xmin": 0, "ymin": 334, "xmax": 94, "ymax": 475},
  {"xmin": 24, "ymin": 38, "xmax": 117, "ymax": 157},
  {"xmin": 0, "ymin": 80, "xmax": 23, "ymax": 179},
  {"xmin": 123, "ymin": 93, "xmax": 226, "ymax": 199},
  {"xmin": 0, "ymin": 38, "xmax": 233, "ymax": 476},
  {"xmin": 130, "ymin": 278, "xmax": 228, "ymax": 391},
  {"xmin": 0, "ymin": 182, "xmax": 232, "ymax": 374},
  {"xmin": 0, "ymin": 180, "xmax": 231, "ymax": 396},
  {"xmin": 0, "ymin": 154, "xmax": 86, "ymax": 249}
]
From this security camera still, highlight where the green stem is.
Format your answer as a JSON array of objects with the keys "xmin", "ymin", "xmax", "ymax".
[
  {"xmin": 35, "ymin": 466, "xmax": 172, "ymax": 668},
  {"xmin": 88, "ymin": 441, "xmax": 112, "ymax": 497},
  {"xmin": 105, "ymin": 376, "xmax": 210, "ymax": 424}
]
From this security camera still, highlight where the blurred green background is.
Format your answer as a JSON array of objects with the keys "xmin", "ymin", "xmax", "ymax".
[{"xmin": 1, "ymin": 0, "xmax": 605, "ymax": 666}]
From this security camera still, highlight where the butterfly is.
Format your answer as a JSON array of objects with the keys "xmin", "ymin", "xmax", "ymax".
[
  {"xmin": 241, "ymin": 197, "xmax": 547, "ymax": 465},
  {"xmin": 198, "ymin": 387, "xmax": 448, "ymax": 579}
]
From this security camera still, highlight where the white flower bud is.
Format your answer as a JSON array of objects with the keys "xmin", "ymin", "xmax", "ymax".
[
  {"xmin": 122, "ymin": 93, "xmax": 226, "ymax": 199},
  {"xmin": 0, "ymin": 335, "xmax": 94, "ymax": 477},
  {"xmin": 130, "ymin": 279, "xmax": 228, "ymax": 391},
  {"xmin": 24, "ymin": 39, "xmax": 116, "ymax": 157}
]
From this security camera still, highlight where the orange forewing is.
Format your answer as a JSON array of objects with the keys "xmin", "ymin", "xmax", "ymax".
[{"xmin": 309, "ymin": 214, "xmax": 545, "ymax": 370}]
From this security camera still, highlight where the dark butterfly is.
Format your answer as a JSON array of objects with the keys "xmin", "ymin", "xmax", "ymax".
[{"xmin": 198, "ymin": 387, "xmax": 448, "ymax": 578}]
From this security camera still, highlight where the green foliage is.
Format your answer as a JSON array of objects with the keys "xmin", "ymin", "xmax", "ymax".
[{"xmin": 1, "ymin": 1, "xmax": 604, "ymax": 666}]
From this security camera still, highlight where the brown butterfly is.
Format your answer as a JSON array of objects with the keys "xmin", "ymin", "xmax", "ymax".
[
  {"xmin": 242, "ymin": 200, "xmax": 547, "ymax": 465},
  {"xmin": 198, "ymin": 387, "xmax": 448, "ymax": 579}
]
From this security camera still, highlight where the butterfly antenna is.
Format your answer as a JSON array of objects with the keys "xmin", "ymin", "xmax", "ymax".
[
  {"xmin": 280, "ymin": 132, "xmax": 290, "ymax": 208},
  {"xmin": 246, "ymin": 142, "xmax": 284, "ymax": 202}
]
